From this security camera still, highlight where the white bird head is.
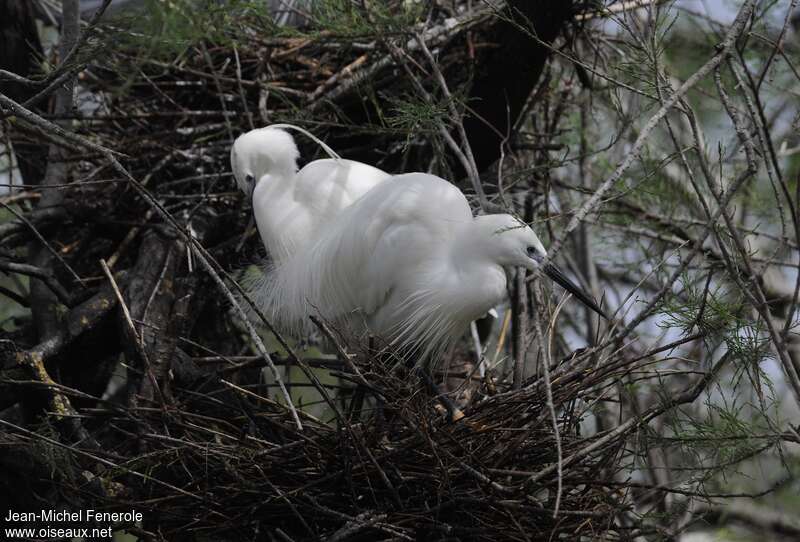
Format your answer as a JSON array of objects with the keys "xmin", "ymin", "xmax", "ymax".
[
  {"xmin": 477, "ymin": 214, "xmax": 608, "ymax": 319},
  {"xmin": 230, "ymin": 128, "xmax": 299, "ymax": 198},
  {"xmin": 475, "ymin": 214, "xmax": 546, "ymax": 269}
]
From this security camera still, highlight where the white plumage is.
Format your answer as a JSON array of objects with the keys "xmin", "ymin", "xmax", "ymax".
[
  {"xmin": 230, "ymin": 125, "xmax": 390, "ymax": 262},
  {"xmin": 251, "ymin": 173, "xmax": 563, "ymax": 362}
]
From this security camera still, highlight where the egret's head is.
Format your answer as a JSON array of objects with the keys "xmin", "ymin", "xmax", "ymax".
[
  {"xmin": 479, "ymin": 214, "xmax": 608, "ymax": 319},
  {"xmin": 230, "ymin": 128, "xmax": 299, "ymax": 199},
  {"xmin": 477, "ymin": 214, "xmax": 546, "ymax": 269}
]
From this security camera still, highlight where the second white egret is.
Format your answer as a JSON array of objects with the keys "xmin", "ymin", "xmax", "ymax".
[{"xmin": 230, "ymin": 125, "xmax": 391, "ymax": 263}]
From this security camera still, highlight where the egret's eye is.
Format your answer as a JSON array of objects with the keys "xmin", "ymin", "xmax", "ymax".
[
  {"xmin": 527, "ymin": 246, "xmax": 544, "ymax": 263},
  {"xmin": 245, "ymin": 174, "xmax": 255, "ymax": 186}
]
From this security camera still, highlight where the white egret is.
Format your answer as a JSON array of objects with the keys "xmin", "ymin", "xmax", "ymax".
[
  {"xmin": 250, "ymin": 172, "xmax": 607, "ymax": 364},
  {"xmin": 230, "ymin": 125, "xmax": 390, "ymax": 263}
]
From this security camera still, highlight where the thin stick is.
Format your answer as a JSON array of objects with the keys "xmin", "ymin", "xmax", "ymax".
[
  {"xmin": 544, "ymin": 293, "xmax": 571, "ymax": 517},
  {"xmin": 100, "ymin": 259, "xmax": 166, "ymax": 406},
  {"xmin": 414, "ymin": 33, "xmax": 485, "ymax": 209},
  {"xmin": 267, "ymin": 123, "xmax": 341, "ymax": 160},
  {"xmin": 492, "ymin": 309, "xmax": 512, "ymax": 367}
]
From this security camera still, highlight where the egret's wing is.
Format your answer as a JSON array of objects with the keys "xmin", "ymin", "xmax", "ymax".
[
  {"xmin": 293, "ymin": 159, "xmax": 390, "ymax": 227},
  {"xmin": 251, "ymin": 158, "xmax": 387, "ymax": 262},
  {"xmin": 258, "ymin": 173, "xmax": 472, "ymax": 334},
  {"xmin": 332, "ymin": 172, "xmax": 473, "ymax": 316}
]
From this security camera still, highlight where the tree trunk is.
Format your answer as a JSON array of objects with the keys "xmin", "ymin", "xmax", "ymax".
[{"xmin": 464, "ymin": 1, "xmax": 575, "ymax": 172}]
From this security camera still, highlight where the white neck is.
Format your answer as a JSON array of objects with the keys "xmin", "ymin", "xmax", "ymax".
[
  {"xmin": 447, "ymin": 218, "xmax": 509, "ymax": 319},
  {"xmin": 451, "ymin": 215, "xmax": 511, "ymax": 269}
]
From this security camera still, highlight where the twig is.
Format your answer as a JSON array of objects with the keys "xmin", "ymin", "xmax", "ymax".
[
  {"xmin": 543, "ymin": 293, "xmax": 571, "ymax": 517},
  {"xmin": 0, "ymin": 260, "xmax": 72, "ymax": 305},
  {"xmin": 414, "ymin": 32, "xmax": 485, "ymax": 208},
  {"xmin": 100, "ymin": 258, "xmax": 166, "ymax": 407},
  {"xmin": 547, "ymin": 0, "xmax": 756, "ymax": 258}
]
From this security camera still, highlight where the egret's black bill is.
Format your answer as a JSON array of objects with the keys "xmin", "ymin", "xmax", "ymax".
[{"xmin": 542, "ymin": 263, "xmax": 609, "ymax": 320}]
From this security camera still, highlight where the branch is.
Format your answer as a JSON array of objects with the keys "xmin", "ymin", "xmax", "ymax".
[
  {"xmin": 0, "ymin": 260, "xmax": 72, "ymax": 306},
  {"xmin": 0, "ymin": 0, "xmax": 112, "ymax": 92},
  {"xmin": 0, "ymin": 281, "xmax": 119, "ymax": 410},
  {"xmin": 523, "ymin": 351, "xmax": 731, "ymax": 487},
  {"xmin": 0, "ymin": 89, "xmax": 303, "ymax": 431},
  {"xmin": 547, "ymin": 0, "xmax": 756, "ymax": 257}
]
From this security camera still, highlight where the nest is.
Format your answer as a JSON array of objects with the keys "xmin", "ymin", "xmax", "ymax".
[
  {"xmin": 4, "ymin": 350, "xmax": 627, "ymax": 541},
  {"xmin": 1, "ymin": 3, "xmax": 634, "ymax": 540}
]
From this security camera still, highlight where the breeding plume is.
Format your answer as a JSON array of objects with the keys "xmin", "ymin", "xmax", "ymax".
[
  {"xmin": 251, "ymin": 172, "xmax": 607, "ymax": 362},
  {"xmin": 230, "ymin": 124, "xmax": 390, "ymax": 262}
]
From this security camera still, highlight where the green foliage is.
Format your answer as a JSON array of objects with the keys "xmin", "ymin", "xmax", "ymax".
[
  {"xmin": 725, "ymin": 321, "xmax": 772, "ymax": 372},
  {"xmin": 385, "ymin": 94, "xmax": 450, "ymax": 137},
  {"xmin": 659, "ymin": 272, "xmax": 776, "ymax": 396},
  {"xmin": 659, "ymin": 275, "xmax": 739, "ymax": 337},
  {"xmin": 308, "ymin": 0, "xmax": 425, "ymax": 38},
  {"xmin": 627, "ymin": 153, "xmax": 690, "ymax": 215},
  {"xmin": 608, "ymin": 5, "xmax": 679, "ymax": 97},
  {"xmin": 694, "ymin": 401, "xmax": 765, "ymax": 456},
  {"xmin": 655, "ymin": 389, "xmax": 780, "ymax": 486},
  {"xmin": 110, "ymin": 0, "xmax": 273, "ymax": 60},
  {"xmin": 110, "ymin": 0, "xmax": 426, "ymax": 54}
]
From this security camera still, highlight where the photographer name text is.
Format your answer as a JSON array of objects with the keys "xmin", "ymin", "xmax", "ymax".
[{"xmin": 5, "ymin": 509, "xmax": 142, "ymax": 522}]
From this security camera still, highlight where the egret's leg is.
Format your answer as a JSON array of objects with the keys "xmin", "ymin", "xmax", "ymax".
[
  {"xmin": 415, "ymin": 367, "xmax": 464, "ymax": 422},
  {"xmin": 367, "ymin": 335, "xmax": 388, "ymax": 429},
  {"xmin": 347, "ymin": 383, "xmax": 366, "ymax": 421},
  {"xmin": 374, "ymin": 392, "xmax": 387, "ymax": 434},
  {"xmin": 347, "ymin": 337, "xmax": 372, "ymax": 422}
]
